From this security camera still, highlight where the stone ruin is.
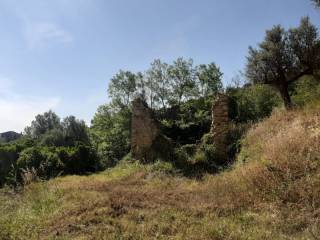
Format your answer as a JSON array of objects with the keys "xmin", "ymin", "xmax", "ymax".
[
  {"xmin": 210, "ymin": 93, "xmax": 230, "ymax": 161},
  {"xmin": 131, "ymin": 98, "xmax": 161, "ymax": 162},
  {"xmin": 131, "ymin": 93, "xmax": 231, "ymax": 163}
]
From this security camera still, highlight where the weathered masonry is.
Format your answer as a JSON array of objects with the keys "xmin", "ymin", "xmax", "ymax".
[
  {"xmin": 131, "ymin": 98, "xmax": 160, "ymax": 162},
  {"xmin": 210, "ymin": 93, "xmax": 230, "ymax": 161},
  {"xmin": 131, "ymin": 93, "xmax": 231, "ymax": 163}
]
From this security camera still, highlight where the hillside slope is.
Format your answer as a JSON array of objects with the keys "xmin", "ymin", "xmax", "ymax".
[
  {"xmin": 0, "ymin": 104, "xmax": 320, "ymax": 240},
  {"xmin": 0, "ymin": 131, "xmax": 21, "ymax": 143}
]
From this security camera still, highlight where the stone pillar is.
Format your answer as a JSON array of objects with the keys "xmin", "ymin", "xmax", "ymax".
[
  {"xmin": 131, "ymin": 98, "xmax": 160, "ymax": 162},
  {"xmin": 211, "ymin": 93, "xmax": 230, "ymax": 161}
]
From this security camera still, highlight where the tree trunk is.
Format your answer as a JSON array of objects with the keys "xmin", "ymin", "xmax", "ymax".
[{"xmin": 278, "ymin": 82, "xmax": 292, "ymax": 110}]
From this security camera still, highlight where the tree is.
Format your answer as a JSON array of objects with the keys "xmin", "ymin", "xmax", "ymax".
[
  {"xmin": 62, "ymin": 116, "xmax": 90, "ymax": 146},
  {"xmin": 196, "ymin": 63, "xmax": 223, "ymax": 97},
  {"xmin": 312, "ymin": 0, "xmax": 320, "ymax": 7},
  {"xmin": 168, "ymin": 58, "xmax": 197, "ymax": 105},
  {"xmin": 90, "ymin": 103, "xmax": 131, "ymax": 167},
  {"xmin": 108, "ymin": 70, "xmax": 137, "ymax": 107},
  {"xmin": 145, "ymin": 59, "xmax": 171, "ymax": 109},
  {"xmin": 25, "ymin": 110, "xmax": 61, "ymax": 138},
  {"xmin": 246, "ymin": 17, "xmax": 320, "ymax": 109}
]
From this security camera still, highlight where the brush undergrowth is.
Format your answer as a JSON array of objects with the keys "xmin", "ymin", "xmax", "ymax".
[{"xmin": 1, "ymin": 103, "xmax": 320, "ymax": 240}]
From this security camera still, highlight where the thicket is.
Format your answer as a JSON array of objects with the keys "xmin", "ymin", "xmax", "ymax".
[{"xmin": 0, "ymin": 112, "xmax": 100, "ymax": 187}]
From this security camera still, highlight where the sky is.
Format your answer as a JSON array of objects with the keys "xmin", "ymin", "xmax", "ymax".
[{"xmin": 0, "ymin": 0, "xmax": 319, "ymax": 132}]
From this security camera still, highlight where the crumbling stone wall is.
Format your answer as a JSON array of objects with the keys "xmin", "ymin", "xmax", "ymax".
[
  {"xmin": 211, "ymin": 93, "xmax": 230, "ymax": 161},
  {"xmin": 131, "ymin": 95, "xmax": 230, "ymax": 164},
  {"xmin": 131, "ymin": 98, "xmax": 160, "ymax": 162}
]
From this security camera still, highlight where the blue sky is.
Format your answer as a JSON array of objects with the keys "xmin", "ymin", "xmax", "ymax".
[{"xmin": 0, "ymin": 0, "xmax": 319, "ymax": 132}]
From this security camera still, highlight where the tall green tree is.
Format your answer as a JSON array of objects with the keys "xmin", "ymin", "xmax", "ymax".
[
  {"xmin": 196, "ymin": 63, "xmax": 223, "ymax": 97},
  {"xmin": 168, "ymin": 58, "xmax": 197, "ymax": 105},
  {"xmin": 90, "ymin": 103, "xmax": 131, "ymax": 167},
  {"xmin": 25, "ymin": 110, "xmax": 61, "ymax": 138},
  {"xmin": 108, "ymin": 70, "xmax": 137, "ymax": 107},
  {"xmin": 246, "ymin": 17, "xmax": 320, "ymax": 109},
  {"xmin": 145, "ymin": 59, "xmax": 171, "ymax": 109},
  {"xmin": 62, "ymin": 116, "xmax": 90, "ymax": 146}
]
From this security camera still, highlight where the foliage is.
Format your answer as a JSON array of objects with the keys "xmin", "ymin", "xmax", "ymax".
[
  {"xmin": 90, "ymin": 58, "xmax": 222, "ymax": 168},
  {"xmin": 227, "ymin": 84, "xmax": 281, "ymax": 123},
  {"xmin": 24, "ymin": 110, "xmax": 61, "ymax": 138},
  {"xmin": 16, "ymin": 147, "xmax": 64, "ymax": 180},
  {"xmin": 25, "ymin": 111, "xmax": 90, "ymax": 147},
  {"xmin": 0, "ymin": 144, "xmax": 20, "ymax": 186},
  {"xmin": 144, "ymin": 59, "xmax": 171, "ymax": 109},
  {"xmin": 312, "ymin": 0, "xmax": 320, "ymax": 7},
  {"xmin": 291, "ymin": 75, "xmax": 320, "ymax": 106},
  {"xmin": 107, "ymin": 58, "xmax": 223, "ymax": 110},
  {"xmin": 0, "ymin": 111, "xmax": 98, "ymax": 187},
  {"xmin": 159, "ymin": 96, "xmax": 213, "ymax": 145},
  {"xmin": 14, "ymin": 145, "xmax": 100, "ymax": 182},
  {"xmin": 246, "ymin": 17, "xmax": 320, "ymax": 108},
  {"xmin": 90, "ymin": 103, "xmax": 131, "ymax": 168},
  {"xmin": 197, "ymin": 63, "xmax": 223, "ymax": 97},
  {"xmin": 108, "ymin": 70, "xmax": 137, "ymax": 107},
  {"xmin": 167, "ymin": 58, "xmax": 197, "ymax": 105}
]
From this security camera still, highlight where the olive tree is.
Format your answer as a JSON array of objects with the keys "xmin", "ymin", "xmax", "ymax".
[{"xmin": 246, "ymin": 17, "xmax": 320, "ymax": 109}]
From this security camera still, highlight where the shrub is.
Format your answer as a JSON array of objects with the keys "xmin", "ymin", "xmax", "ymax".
[
  {"xmin": 227, "ymin": 84, "xmax": 281, "ymax": 123},
  {"xmin": 57, "ymin": 144, "xmax": 100, "ymax": 174},
  {"xmin": 291, "ymin": 75, "xmax": 320, "ymax": 106},
  {"xmin": 17, "ymin": 147, "xmax": 64, "ymax": 180},
  {"xmin": 15, "ymin": 145, "xmax": 100, "ymax": 182},
  {"xmin": 159, "ymin": 96, "xmax": 212, "ymax": 145},
  {"xmin": 0, "ymin": 144, "xmax": 20, "ymax": 186}
]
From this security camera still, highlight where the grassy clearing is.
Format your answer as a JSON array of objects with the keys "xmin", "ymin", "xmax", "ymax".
[{"xmin": 1, "ymin": 104, "xmax": 320, "ymax": 239}]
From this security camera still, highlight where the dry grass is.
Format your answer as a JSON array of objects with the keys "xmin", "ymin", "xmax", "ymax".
[{"xmin": 1, "ymin": 104, "xmax": 320, "ymax": 239}]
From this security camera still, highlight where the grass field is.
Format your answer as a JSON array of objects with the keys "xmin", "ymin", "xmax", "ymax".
[{"xmin": 1, "ymin": 104, "xmax": 320, "ymax": 240}]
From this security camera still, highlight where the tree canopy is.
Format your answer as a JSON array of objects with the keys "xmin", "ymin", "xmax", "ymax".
[
  {"xmin": 312, "ymin": 0, "xmax": 320, "ymax": 7},
  {"xmin": 107, "ymin": 58, "xmax": 223, "ymax": 110},
  {"xmin": 246, "ymin": 17, "xmax": 320, "ymax": 108}
]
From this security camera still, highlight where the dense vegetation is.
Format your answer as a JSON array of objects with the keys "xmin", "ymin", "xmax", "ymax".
[{"xmin": 0, "ymin": 112, "xmax": 100, "ymax": 186}]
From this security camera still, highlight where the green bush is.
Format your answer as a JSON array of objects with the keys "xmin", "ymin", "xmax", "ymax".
[
  {"xmin": 17, "ymin": 147, "xmax": 64, "ymax": 180},
  {"xmin": 0, "ymin": 145, "xmax": 20, "ymax": 186},
  {"xmin": 291, "ymin": 76, "xmax": 320, "ymax": 106},
  {"xmin": 158, "ymin": 96, "xmax": 212, "ymax": 145},
  {"xmin": 57, "ymin": 144, "xmax": 100, "ymax": 174},
  {"xmin": 226, "ymin": 123, "xmax": 251, "ymax": 161},
  {"xmin": 90, "ymin": 104, "xmax": 131, "ymax": 168},
  {"xmin": 227, "ymin": 84, "xmax": 281, "ymax": 123},
  {"xmin": 14, "ymin": 144, "xmax": 100, "ymax": 183}
]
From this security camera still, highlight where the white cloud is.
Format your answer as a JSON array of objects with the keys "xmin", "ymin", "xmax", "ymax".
[
  {"xmin": 24, "ymin": 22, "xmax": 73, "ymax": 49},
  {"xmin": 0, "ymin": 77, "xmax": 61, "ymax": 132}
]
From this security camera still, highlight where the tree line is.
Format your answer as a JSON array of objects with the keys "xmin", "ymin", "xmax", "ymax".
[{"xmin": 108, "ymin": 58, "xmax": 223, "ymax": 110}]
